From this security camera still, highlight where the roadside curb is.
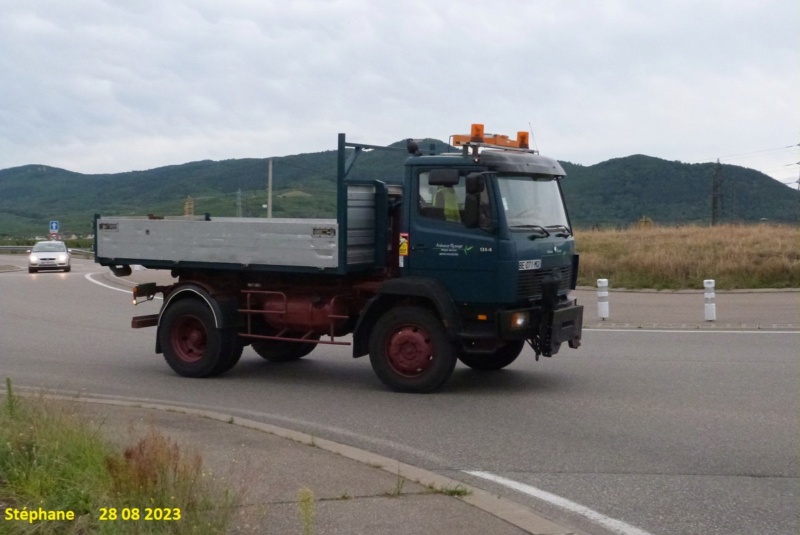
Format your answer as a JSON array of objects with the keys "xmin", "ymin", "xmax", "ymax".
[
  {"xmin": 576, "ymin": 285, "xmax": 800, "ymax": 294},
  {"xmin": 32, "ymin": 393, "xmax": 578, "ymax": 535},
  {"xmin": 584, "ymin": 322, "xmax": 800, "ymax": 331}
]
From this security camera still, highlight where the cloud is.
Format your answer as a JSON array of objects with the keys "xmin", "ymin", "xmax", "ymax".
[{"xmin": 0, "ymin": 0, "xmax": 797, "ymax": 183}]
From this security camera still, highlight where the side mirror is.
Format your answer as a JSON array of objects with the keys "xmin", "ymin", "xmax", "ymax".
[
  {"xmin": 464, "ymin": 173, "xmax": 493, "ymax": 231},
  {"xmin": 428, "ymin": 169, "xmax": 459, "ymax": 186},
  {"xmin": 465, "ymin": 172, "xmax": 485, "ymax": 194}
]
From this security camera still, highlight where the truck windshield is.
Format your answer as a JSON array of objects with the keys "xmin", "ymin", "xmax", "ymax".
[{"xmin": 496, "ymin": 175, "xmax": 570, "ymax": 230}]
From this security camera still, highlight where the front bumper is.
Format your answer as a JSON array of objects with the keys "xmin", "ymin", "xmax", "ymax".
[
  {"xmin": 30, "ymin": 261, "xmax": 70, "ymax": 269},
  {"xmin": 498, "ymin": 302, "xmax": 583, "ymax": 355}
]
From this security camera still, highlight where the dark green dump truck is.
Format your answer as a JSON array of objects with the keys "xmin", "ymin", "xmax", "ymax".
[{"xmin": 95, "ymin": 124, "xmax": 583, "ymax": 392}]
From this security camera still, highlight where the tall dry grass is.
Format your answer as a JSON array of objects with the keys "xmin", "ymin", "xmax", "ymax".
[{"xmin": 574, "ymin": 224, "xmax": 800, "ymax": 289}]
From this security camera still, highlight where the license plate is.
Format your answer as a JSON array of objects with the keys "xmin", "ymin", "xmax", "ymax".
[{"xmin": 518, "ymin": 259, "xmax": 541, "ymax": 271}]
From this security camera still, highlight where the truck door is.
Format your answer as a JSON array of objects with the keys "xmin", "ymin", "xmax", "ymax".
[{"xmin": 406, "ymin": 169, "xmax": 499, "ymax": 303}]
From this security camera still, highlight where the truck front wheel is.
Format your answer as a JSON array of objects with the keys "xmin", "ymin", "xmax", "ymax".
[
  {"xmin": 369, "ymin": 305, "xmax": 456, "ymax": 393},
  {"xmin": 457, "ymin": 340, "xmax": 526, "ymax": 371},
  {"xmin": 159, "ymin": 299, "xmax": 241, "ymax": 377}
]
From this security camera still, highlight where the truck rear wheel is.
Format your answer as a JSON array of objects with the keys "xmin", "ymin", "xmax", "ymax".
[
  {"xmin": 252, "ymin": 333, "xmax": 320, "ymax": 362},
  {"xmin": 457, "ymin": 340, "xmax": 525, "ymax": 371},
  {"xmin": 159, "ymin": 299, "xmax": 241, "ymax": 377},
  {"xmin": 369, "ymin": 305, "xmax": 456, "ymax": 393}
]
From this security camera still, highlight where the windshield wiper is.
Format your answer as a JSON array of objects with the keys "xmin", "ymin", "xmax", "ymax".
[
  {"xmin": 511, "ymin": 224, "xmax": 551, "ymax": 239},
  {"xmin": 545, "ymin": 224, "xmax": 572, "ymax": 237}
]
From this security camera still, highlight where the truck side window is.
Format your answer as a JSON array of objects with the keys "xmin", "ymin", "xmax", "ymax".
[{"xmin": 418, "ymin": 172, "xmax": 466, "ymax": 223}]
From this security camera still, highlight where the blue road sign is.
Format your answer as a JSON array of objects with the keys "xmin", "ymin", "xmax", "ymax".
[{"xmin": 50, "ymin": 221, "xmax": 59, "ymax": 232}]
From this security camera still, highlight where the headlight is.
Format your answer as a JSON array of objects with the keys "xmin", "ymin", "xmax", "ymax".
[
  {"xmin": 57, "ymin": 254, "xmax": 68, "ymax": 262},
  {"xmin": 509, "ymin": 311, "xmax": 529, "ymax": 329},
  {"xmin": 29, "ymin": 254, "xmax": 37, "ymax": 263}
]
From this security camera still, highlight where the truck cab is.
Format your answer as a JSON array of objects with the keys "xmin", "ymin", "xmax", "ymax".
[
  {"xmin": 405, "ymin": 151, "xmax": 576, "ymax": 307},
  {"xmin": 355, "ymin": 125, "xmax": 583, "ymax": 388}
]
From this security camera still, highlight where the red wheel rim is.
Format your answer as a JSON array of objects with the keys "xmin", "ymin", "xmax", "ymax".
[
  {"xmin": 385, "ymin": 325, "xmax": 434, "ymax": 377},
  {"xmin": 170, "ymin": 315, "xmax": 207, "ymax": 363}
]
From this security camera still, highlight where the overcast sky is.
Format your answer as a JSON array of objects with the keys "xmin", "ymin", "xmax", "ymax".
[{"xmin": 1, "ymin": 0, "xmax": 798, "ymax": 185}]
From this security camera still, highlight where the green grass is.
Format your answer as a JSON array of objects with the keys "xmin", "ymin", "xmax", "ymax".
[
  {"xmin": 0, "ymin": 379, "xmax": 239, "ymax": 534},
  {"xmin": 425, "ymin": 484, "xmax": 472, "ymax": 497}
]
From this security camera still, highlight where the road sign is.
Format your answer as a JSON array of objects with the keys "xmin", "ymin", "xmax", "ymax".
[
  {"xmin": 50, "ymin": 221, "xmax": 59, "ymax": 232},
  {"xmin": 49, "ymin": 232, "xmax": 59, "ymax": 241}
]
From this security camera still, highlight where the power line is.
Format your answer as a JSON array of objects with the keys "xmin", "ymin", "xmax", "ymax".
[{"xmin": 686, "ymin": 143, "xmax": 798, "ymax": 164}]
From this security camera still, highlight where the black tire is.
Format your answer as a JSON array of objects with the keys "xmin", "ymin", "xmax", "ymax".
[
  {"xmin": 64, "ymin": 266, "xmax": 71, "ymax": 272},
  {"xmin": 252, "ymin": 333, "xmax": 320, "ymax": 362},
  {"xmin": 159, "ymin": 299, "xmax": 240, "ymax": 377},
  {"xmin": 457, "ymin": 340, "xmax": 526, "ymax": 371},
  {"xmin": 214, "ymin": 343, "xmax": 243, "ymax": 375},
  {"xmin": 28, "ymin": 267, "xmax": 36, "ymax": 273},
  {"xmin": 369, "ymin": 305, "xmax": 456, "ymax": 393}
]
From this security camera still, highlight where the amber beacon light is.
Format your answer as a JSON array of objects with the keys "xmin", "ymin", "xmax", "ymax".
[{"xmin": 450, "ymin": 123, "xmax": 530, "ymax": 150}]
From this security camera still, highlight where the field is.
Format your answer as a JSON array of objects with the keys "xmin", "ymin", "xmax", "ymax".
[{"xmin": 574, "ymin": 224, "xmax": 800, "ymax": 290}]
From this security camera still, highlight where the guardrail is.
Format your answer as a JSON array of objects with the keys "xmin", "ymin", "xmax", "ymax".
[
  {"xmin": 0, "ymin": 246, "xmax": 93, "ymax": 258},
  {"xmin": 0, "ymin": 246, "xmax": 34, "ymax": 255}
]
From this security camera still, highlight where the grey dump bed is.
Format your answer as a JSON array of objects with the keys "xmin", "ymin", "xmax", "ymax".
[
  {"xmin": 95, "ymin": 183, "xmax": 382, "ymax": 273},
  {"xmin": 97, "ymin": 216, "xmax": 340, "ymax": 269}
]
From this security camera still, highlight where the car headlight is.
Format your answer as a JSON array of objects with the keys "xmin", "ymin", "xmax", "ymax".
[
  {"xmin": 29, "ymin": 254, "xmax": 37, "ymax": 263},
  {"xmin": 57, "ymin": 254, "xmax": 68, "ymax": 262}
]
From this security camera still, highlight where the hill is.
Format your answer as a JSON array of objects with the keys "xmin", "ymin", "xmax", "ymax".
[
  {"xmin": 0, "ymin": 145, "xmax": 797, "ymax": 237},
  {"xmin": 560, "ymin": 155, "xmax": 799, "ymax": 227}
]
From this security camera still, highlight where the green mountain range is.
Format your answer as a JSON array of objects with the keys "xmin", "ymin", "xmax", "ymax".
[
  {"xmin": 1, "ymin": 142, "xmax": 797, "ymax": 237},
  {"xmin": 560, "ymin": 155, "xmax": 799, "ymax": 227}
]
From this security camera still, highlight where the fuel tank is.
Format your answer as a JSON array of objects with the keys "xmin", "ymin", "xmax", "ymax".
[{"xmin": 261, "ymin": 294, "xmax": 349, "ymax": 334}]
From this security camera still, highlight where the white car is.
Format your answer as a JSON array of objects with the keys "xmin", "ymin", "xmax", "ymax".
[{"xmin": 28, "ymin": 241, "xmax": 71, "ymax": 273}]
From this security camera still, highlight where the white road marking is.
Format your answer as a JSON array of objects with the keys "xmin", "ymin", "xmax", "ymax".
[
  {"xmin": 464, "ymin": 471, "xmax": 655, "ymax": 535},
  {"xmin": 84, "ymin": 272, "xmax": 130, "ymax": 293},
  {"xmin": 84, "ymin": 272, "xmax": 162, "ymax": 299},
  {"xmin": 588, "ymin": 328, "xmax": 798, "ymax": 334}
]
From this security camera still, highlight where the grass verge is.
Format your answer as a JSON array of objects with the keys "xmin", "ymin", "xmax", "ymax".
[
  {"xmin": 575, "ymin": 224, "xmax": 800, "ymax": 290},
  {"xmin": 0, "ymin": 379, "xmax": 239, "ymax": 534}
]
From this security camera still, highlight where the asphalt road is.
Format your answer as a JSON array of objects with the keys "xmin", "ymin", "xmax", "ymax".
[{"xmin": 1, "ymin": 256, "xmax": 797, "ymax": 535}]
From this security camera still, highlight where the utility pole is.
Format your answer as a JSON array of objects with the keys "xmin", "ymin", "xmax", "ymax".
[
  {"xmin": 267, "ymin": 158, "xmax": 273, "ymax": 219},
  {"xmin": 795, "ymin": 162, "xmax": 800, "ymax": 223},
  {"xmin": 711, "ymin": 159, "xmax": 723, "ymax": 226}
]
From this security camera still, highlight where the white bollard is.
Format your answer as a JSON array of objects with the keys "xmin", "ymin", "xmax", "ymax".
[
  {"xmin": 597, "ymin": 278, "xmax": 609, "ymax": 320},
  {"xmin": 704, "ymin": 279, "xmax": 716, "ymax": 321}
]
